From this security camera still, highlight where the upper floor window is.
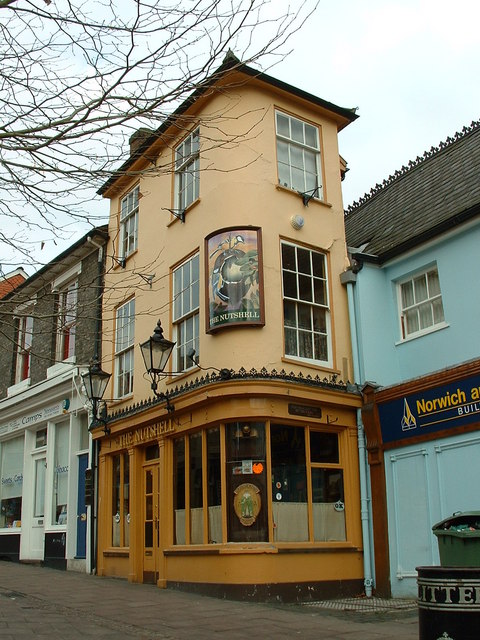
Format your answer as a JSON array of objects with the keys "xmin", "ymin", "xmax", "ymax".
[
  {"xmin": 281, "ymin": 241, "xmax": 331, "ymax": 365},
  {"xmin": 15, "ymin": 314, "xmax": 33, "ymax": 382},
  {"xmin": 56, "ymin": 281, "xmax": 77, "ymax": 361},
  {"xmin": 115, "ymin": 298, "xmax": 135, "ymax": 398},
  {"xmin": 276, "ymin": 111, "xmax": 322, "ymax": 199},
  {"xmin": 175, "ymin": 128, "xmax": 199, "ymax": 211},
  {"xmin": 173, "ymin": 253, "xmax": 199, "ymax": 372},
  {"xmin": 120, "ymin": 185, "xmax": 139, "ymax": 259},
  {"xmin": 399, "ymin": 266, "xmax": 445, "ymax": 339}
]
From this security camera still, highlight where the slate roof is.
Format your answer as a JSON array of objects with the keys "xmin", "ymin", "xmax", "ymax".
[{"xmin": 344, "ymin": 120, "xmax": 480, "ymax": 263}]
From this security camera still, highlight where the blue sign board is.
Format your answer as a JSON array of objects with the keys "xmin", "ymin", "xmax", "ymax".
[{"xmin": 378, "ymin": 373, "xmax": 480, "ymax": 444}]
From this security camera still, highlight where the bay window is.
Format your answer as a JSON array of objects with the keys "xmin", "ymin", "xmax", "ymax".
[
  {"xmin": 281, "ymin": 241, "xmax": 331, "ymax": 365},
  {"xmin": 120, "ymin": 185, "xmax": 139, "ymax": 259},
  {"xmin": 276, "ymin": 111, "xmax": 322, "ymax": 199},
  {"xmin": 172, "ymin": 422, "xmax": 346, "ymax": 546},
  {"xmin": 172, "ymin": 253, "xmax": 199, "ymax": 372},
  {"xmin": 115, "ymin": 298, "xmax": 135, "ymax": 398},
  {"xmin": 175, "ymin": 128, "xmax": 199, "ymax": 211}
]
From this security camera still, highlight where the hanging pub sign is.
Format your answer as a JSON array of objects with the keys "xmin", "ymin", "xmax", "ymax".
[{"xmin": 205, "ymin": 227, "xmax": 265, "ymax": 332}]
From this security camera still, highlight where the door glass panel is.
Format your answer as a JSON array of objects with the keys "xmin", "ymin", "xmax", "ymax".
[{"xmin": 34, "ymin": 458, "xmax": 46, "ymax": 518}]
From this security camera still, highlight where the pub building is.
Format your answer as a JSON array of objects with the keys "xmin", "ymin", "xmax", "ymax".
[{"xmin": 89, "ymin": 55, "xmax": 367, "ymax": 601}]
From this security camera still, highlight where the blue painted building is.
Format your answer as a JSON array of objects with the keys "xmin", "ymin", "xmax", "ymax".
[{"xmin": 342, "ymin": 121, "xmax": 480, "ymax": 597}]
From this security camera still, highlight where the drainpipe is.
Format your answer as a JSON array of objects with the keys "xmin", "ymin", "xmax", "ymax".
[{"xmin": 341, "ymin": 268, "xmax": 374, "ymax": 597}]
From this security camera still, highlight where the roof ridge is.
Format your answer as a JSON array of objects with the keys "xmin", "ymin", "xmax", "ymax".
[{"xmin": 345, "ymin": 119, "xmax": 480, "ymax": 217}]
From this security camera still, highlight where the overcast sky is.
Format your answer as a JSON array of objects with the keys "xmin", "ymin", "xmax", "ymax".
[
  {"xmin": 279, "ymin": 0, "xmax": 480, "ymax": 208},
  {"xmin": 11, "ymin": 0, "xmax": 480, "ymax": 273}
]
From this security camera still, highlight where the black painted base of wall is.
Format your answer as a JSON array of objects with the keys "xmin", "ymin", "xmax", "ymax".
[
  {"xmin": 43, "ymin": 532, "xmax": 67, "ymax": 570},
  {"xmin": 167, "ymin": 578, "xmax": 364, "ymax": 603},
  {"xmin": 0, "ymin": 534, "xmax": 20, "ymax": 562}
]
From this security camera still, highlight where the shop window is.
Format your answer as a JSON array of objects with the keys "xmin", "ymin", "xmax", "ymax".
[
  {"xmin": 226, "ymin": 422, "xmax": 267, "ymax": 543},
  {"xmin": 115, "ymin": 298, "xmax": 135, "ymax": 398},
  {"xmin": 0, "ymin": 436, "xmax": 24, "ymax": 529},
  {"xmin": 281, "ymin": 241, "xmax": 331, "ymax": 366},
  {"xmin": 207, "ymin": 428, "xmax": 221, "ymax": 543},
  {"xmin": 189, "ymin": 432, "xmax": 203, "ymax": 544},
  {"xmin": 15, "ymin": 314, "xmax": 33, "ymax": 383},
  {"xmin": 172, "ymin": 423, "xmax": 347, "ymax": 546},
  {"xmin": 56, "ymin": 280, "xmax": 77, "ymax": 361},
  {"xmin": 173, "ymin": 438, "xmax": 185, "ymax": 544},
  {"xmin": 275, "ymin": 111, "xmax": 322, "ymax": 199},
  {"xmin": 52, "ymin": 422, "xmax": 69, "ymax": 525},
  {"xmin": 398, "ymin": 266, "xmax": 445, "ymax": 339},
  {"xmin": 112, "ymin": 453, "xmax": 130, "ymax": 547},
  {"xmin": 271, "ymin": 424, "xmax": 308, "ymax": 542},
  {"xmin": 310, "ymin": 431, "xmax": 346, "ymax": 541},
  {"xmin": 120, "ymin": 185, "xmax": 139, "ymax": 259},
  {"xmin": 36, "ymin": 428, "xmax": 47, "ymax": 448},
  {"xmin": 173, "ymin": 253, "xmax": 199, "ymax": 372}
]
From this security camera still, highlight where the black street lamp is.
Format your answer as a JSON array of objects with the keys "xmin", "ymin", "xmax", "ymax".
[
  {"xmin": 140, "ymin": 319, "xmax": 176, "ymax": 412},
  {"xmin": 82, "ymin": 357, "xmax": 111, "ymax": 434}
]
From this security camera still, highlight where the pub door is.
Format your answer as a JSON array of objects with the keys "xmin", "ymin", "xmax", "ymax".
[{"xmin": 143, "ymin": 463, "xmax": 161, "ymax": 584}]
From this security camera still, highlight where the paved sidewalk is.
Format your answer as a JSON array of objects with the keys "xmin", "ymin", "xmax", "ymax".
[{"xmin": 0, "ymin": 561, "xmax": 418, "ymax": 639}]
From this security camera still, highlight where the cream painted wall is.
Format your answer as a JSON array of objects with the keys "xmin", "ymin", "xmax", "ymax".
[{"xmin": 102, "ymin": 77, "xmax": 354, "ymax": 406}]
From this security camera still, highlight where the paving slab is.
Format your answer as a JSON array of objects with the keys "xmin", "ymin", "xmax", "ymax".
[{"xmin": 0, "ymin": 561, "xmax": 418, "ymax": 639}]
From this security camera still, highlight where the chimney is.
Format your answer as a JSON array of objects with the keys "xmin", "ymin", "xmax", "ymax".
[{"xmin": 129, "ymin": 128, "xmax": 154, "ymax": 157}]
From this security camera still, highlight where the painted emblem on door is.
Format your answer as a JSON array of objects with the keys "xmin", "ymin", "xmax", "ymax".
[{"xmin": 234, "ymin": 483, "xmax": 261, "ymax": 526}]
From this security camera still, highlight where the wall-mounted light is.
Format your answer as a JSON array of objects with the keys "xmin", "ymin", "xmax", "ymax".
[
  {"xmin": 81, "ymin": 358, "xmax": 112, "ymax": 434},
  {"xmin": 140, "ymin": 320, "xmax": 176, "ymax": 412}
]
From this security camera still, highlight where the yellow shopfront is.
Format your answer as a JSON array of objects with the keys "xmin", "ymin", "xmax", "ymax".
[{"xmin": 95, "ymin": 373, "xmax": 364, "ymax": 602}]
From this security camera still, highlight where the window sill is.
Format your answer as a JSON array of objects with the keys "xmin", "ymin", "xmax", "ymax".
[
  {"xmin": 47, "ymin": 359, "xmax": 76, "ymax": 379},
  {"xmin": 395, "ymin": 322, "xmax": 449, "ymax": 345},
  {"xmin": 113, "ymin": 249, "xmax": 137, "ymax": 270},
  {"xmin": 281, "ymin": 356, "xmax": 337, "ymax": 374},
  {"xmin": 7, "ymin": 378, "xmax": 31, "ymax": 397},
  {"xmin": 275, "ymin": 184, "xmax": 332, "ymax": 209},
  {"xmin": 164, "ymin": 542, "xmax": 359, "ymax": 556}
]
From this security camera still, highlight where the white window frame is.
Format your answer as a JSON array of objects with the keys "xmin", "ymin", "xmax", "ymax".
[
  {"xmin": 398, "ymin": 266, "xmax": 445, "ymax": 340},
  {"xmin": 281, "ymin": 241, "xmax": 331, "ymax": 366},
  {"xmin": 120, "ymin": 185, "xmax": 139, "ymax": 259},
  {"xmin": 172, "ymin": 253, "xmax": 199, "ymax": 372},
  {"xmin": 15, "ymin": 313, "xmax": 33, "ymax": 383},
  {"xmin": 115, "ymin": 298, "xmax": 135, "ymax": 398},
  {"xmin": 56, "ymin": 280, "xmax": 77, "ymax": 362},
  {"xmin": 175, "ymin": 128, "xmax": 200, "ymax": 211},
  {"xmin": 275, "ymin": 111, "xmax": 323, "ymax": 199}
]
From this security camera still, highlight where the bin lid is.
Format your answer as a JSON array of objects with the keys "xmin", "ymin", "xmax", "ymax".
[{"xmin": 432, "ymin": 511, "xmax": 480, "ymax": 531}]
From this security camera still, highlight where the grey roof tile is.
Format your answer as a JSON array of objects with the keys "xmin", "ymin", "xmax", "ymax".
[{"xmin": 344, "ymin": 121, "xmax": 480, "ymax": 261}]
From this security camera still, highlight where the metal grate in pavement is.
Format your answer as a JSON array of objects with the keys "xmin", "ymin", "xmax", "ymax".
[{"xmin": 303, "ymin": 597, "xmax": 417, "ymax": 613}]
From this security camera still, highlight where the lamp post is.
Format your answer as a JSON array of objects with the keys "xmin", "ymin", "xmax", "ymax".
[
  {"xmin": 81, "ymin": 357, "xmax": 111, "ymax": 434},
  {"xmin": 140, "ymin": 319, "xmax": 176, "ymax": 412}
]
